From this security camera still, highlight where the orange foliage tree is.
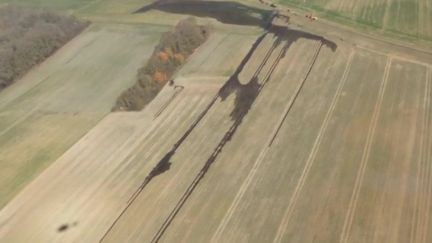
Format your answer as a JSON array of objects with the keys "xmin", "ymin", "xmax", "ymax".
[
  {"xmin": 157, "ymin": 51, "xmax": 170, "ymax": 62},
  {"xmin": 153, "ymin": 70, "xmax": 168, "ymax": 84}
]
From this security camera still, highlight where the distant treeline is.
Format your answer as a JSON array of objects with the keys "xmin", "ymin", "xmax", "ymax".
[
  {"xmin": 113, "ymin": 17, "xmax": 210, "ymax": 111},
  {"xmin": 0, "ymin": 5, "xmax": 88, "ymax": 91}
]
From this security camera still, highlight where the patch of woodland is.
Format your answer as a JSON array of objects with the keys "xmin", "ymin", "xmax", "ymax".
[
  {"xmin": 0, "ymin": 5, "xmax": 89, "ymax": 91},
  {"xmin": 113, "ymin": 17, "xmax": 210, "ymax": 111}
]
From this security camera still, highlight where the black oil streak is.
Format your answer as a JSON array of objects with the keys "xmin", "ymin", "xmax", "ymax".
[
  {"xmin": 134, "ymin": 1, "xmax": 273, "ymax": 27},
  {"xmin": 57, "ymin": 222, "xmax": 78, "ymax": 233},
  {"xmin": 150, "ymin": 25, "xmax": 336, "ymax": 243},
  {"xmin": 98, "ymin": 8, "xmax": 337, "ymax": 241}
]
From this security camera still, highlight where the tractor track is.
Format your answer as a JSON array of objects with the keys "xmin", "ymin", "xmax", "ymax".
[
  {"xmin": 268, "ymin": 40, "xmax": 323, "ymax": 146},
  {"xmin": 154, "ymin": 85, "xmax": 184, "ymax": 119}
]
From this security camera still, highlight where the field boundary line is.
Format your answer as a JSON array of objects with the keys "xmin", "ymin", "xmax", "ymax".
[
  {"xmin": 339, "ymin": 57, "xmax": 392, "ymax": 243},
  {"xmin": 355, "ymin": 46, "xmax": 432, "ymax": 67},
  {"xmin": 421, "ymin": 66, "xmax": 431, "ymax": 243},
  {"xmin": 272, "ymin": 49, "xmax": 354, "ymax": 243},
  {"xmin": 389, "ymin": 56, "xmax": 431, "ymax": 67},
  {"xmin": 410, "ymin": 64, "xmax": 430, "ymax": 243}
]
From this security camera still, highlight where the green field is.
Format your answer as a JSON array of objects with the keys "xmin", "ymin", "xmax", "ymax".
[
  {"xmin": 0, "ymin": 23, "xmax": 166, "ymax": 208},
  {"xmin": 278, "ymin": 0, "xmax": 432, "ymax": 41}
]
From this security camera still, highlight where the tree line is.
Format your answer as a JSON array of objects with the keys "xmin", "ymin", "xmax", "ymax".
[
  {"xmin": 113, "ymin": 17, "xmax": 210, "ymax": 111},
  {"xmin": 0, "ymin": 5, "xmax": 88, "ymax": 91}
]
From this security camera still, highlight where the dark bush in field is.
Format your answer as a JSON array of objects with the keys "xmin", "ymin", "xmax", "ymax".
[
  {"xmin": 113, "ymin": 17, "xmax": 210, "ymax": 111},
  {"xmin": 0, "ymin": 5, "xmax": 88, "ymax": 91}
]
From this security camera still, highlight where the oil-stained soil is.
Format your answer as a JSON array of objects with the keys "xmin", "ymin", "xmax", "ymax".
[
  {"xmin": 149, "ymin": 25, "xmax": 337, "ymax": 242},
  {"xmin": 99, "ymin": 19, "xmax": 337, "ymax": 242},
  {"xmin": 135, "ymin": 1, "xmax": 273, "ymax": 27}
]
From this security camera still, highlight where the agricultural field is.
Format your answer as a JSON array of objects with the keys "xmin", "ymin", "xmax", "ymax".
[
  {"xmin": 278, "ymin": 0, "xmax": 432, "ymax": 40},
  {"xmin": 1, "ymin": 0, "xmax": 432, "ymax": 242},
  {"xmin": 0, "ymin": 23, "xmax": 166, "ymax": 208},
  {"xmin": 0, "ymin": 31, "xmax": 259, "ymax": 242}
]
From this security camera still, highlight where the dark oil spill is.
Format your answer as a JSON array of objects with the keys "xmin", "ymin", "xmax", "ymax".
[
  {"xmin": 150, "ymin": 26, "xmax": 336, "ymax": 242},
  {"xmin": 58, "ymin": 224, "xmax": 68, "ymax": 232},
  {"xmin": 57, "ymin": 222, "xmax": 78, "ymax": 233},
  {"xmin": 135, "ymin": 1, "xmax": 273, "ymax": 27},
  {"xmin": 98, "ymin": 18, "xmax": 337, "ymax": 242}
]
